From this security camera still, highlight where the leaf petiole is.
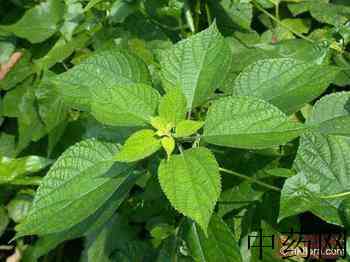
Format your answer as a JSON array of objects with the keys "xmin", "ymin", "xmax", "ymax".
[{"xmin": 219, "ymin": 167, "xmax": 281, "ymax": 192}]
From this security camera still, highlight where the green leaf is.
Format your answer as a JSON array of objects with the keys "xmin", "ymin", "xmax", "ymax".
[
  {"xmin": 159, "ymin": 88, "xmax": 187, "ymax": 126},
  {"xmin": 207, "ymin": 0, "xmax": 253, "ymax": 34},
  {"xmin": 161, "ymin": 136, "xmax": 175, "ymax": 159},
  {"xmin": 35, "ymin": 33, "xmax": 90, "ymax": 70},
  {"xmin": 0, "ymin": 0, "xmax": 65, "ymax": 43},
  {"xmin": 115, "ymin": 129, "xmax": 161, "ymax": 163},
  {"xmin": 308, "ymin": 92, "xmax": 350, "ymax": 136},
  {"xmin": 158, "ymin": 147, "xmax": 221, "ymax": 234},
  {"xmin": 60, "ymin": 0, "xmax": 84, "ymax": 41},
  {"xmin": 6, "ymin": 194, "xmax": 32, "ymax": 223},
  {"xmin": 22, "ymin": 172, "xmax": 139, "ymax": 261},
  {"xmin": 160, "ymin": 23, "xmax": 231, "ymax": 110},
  {"xmin": 175, "ymin": 120, "xmax": 204, "ymax": 138},
  {"xmin": 0, "ymin": 156, "xmax": 52, "ymax": 184},
  {"xmin": 35, "ymin": 74, "xmax": 69, "ymax": 133},
  {"xmin": 52, "ymin": 49, "xmax": 151, "ymax": 110},
  {"xmin": 91, "ymin": 84, "xmax": 160, "ymax": 127},
  {"xmin": 203, "ymin": 96, "xmax": 305, "ymax": 149},
  {"xmin": 16, "ymin": 139, "xmax": 133, "ymax": 236},
  {"xmin": 278, "ymin": 172, "xmax": 341, "ymax": 225},
  {"xmin": 0, "ymin": 50, "xmax": 33, "ymax": 91},
  {"xmin": 279, "ymin": 92, "xmax": 350, "ymax": 225},
  {"xmin": 309, "ymin": 2, "xmax": 350, "ymax": 26},
  {"xmin": 217, "ymin": 182, "xmax": 265, "ymax": 217},
  {"xmin": 0, "ymin": 39, "xmax": 15, "ymax": 64},
  {"xmin": 181, "ymin": 215, "xmax": 242, "ymax": 262},
  {"xmin": 233, "ymin": 58, "xmax": 340, "ymax": 114}
]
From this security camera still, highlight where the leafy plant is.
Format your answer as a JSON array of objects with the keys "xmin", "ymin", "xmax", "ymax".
[{"xmin": 1, "ymin": 0, "xmax": 350, "ymax": 261}]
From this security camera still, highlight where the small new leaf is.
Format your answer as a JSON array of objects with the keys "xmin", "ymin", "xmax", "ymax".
[
  {"xmin": 161, "ymin": 136, "xmax": 175, "ymax": 159},
  {"xmin": 175, "ymin": 120, "xmax": 204, "ymax": 138},
  {"xmin": 115, "ymin": 129, "xmax": 161, "ymax": 163}
]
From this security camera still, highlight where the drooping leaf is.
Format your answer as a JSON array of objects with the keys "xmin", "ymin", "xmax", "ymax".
[
  {"xmin": 175, "ymin": 120, "xmax": 204, "ymax": 138},
  {"xmin": 52, "ymin": 49, "xmax": 151, "ymax": 110},
  {"xmin": 158, "ymin": 88, "xmax": 187, "ymax": 126},
  {"xmin": 279, "ymin": 92, "xmax": 350, "ymax": 225},
  {"xmin": 115, "ymin": 129, "xmax": 162, "ymax": 163},
  {"xmin": 160, "ymin": 23, "xmax": 231, "ymax": 109},
  {"xmin": 91, "ymin": 84, "xmax": 160, "ymax": 127},
  {"xmin": 203, "ymin": 96, "xmax": 305, "ymax": 149},
  {"xmin": 158, "ymin": 147, "xmax": 221, "ymax": 234},
  {"xmin": 0, "ymin": 0, "xmax": 65, "ymax": 43},
  {"xmin": 233, "ymin": 58, "xmax": 340, "ymax": 114},
  {"xmin": 181, "ymin": 215, "xmax": 242, "ymax": 262},
  {"xmin": 16, "ymin": 139, "xmax": 133, "ymax": 237}
]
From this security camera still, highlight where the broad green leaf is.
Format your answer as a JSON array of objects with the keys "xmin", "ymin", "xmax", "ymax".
[
  {"xmin": 203, "ymin": 96, "xmax": 305, "ymax": 149},
  {"xmin": 16, "ymin": 139, "xmax": 133, "ymax": 236},
  {"xmin": 0, "ymin": 156, "xmax": 52, "ymax": 184},
  {"xmin": 309, "ymin": 2, "xmax": 350, "ymax": 26},
  {"xmin": 6, "ymin": 194, "xmax": 32, "ymax": 223},
  {"xmin": 158, "ymin": 147, "xmax": 221, "ymax": 234},
  {"xmin": 207, "ymin": 0, "xmax": 253, "ymax": 34},
  {"xmin": 281, "ymin": 18, "xmax": 311, "ymax": 34},
  {"xmin": 308, "ymin": 92, "xmax": 350, "ymax": 136},
  {"xmin": 175, "ymin": 120, "xmax": 204, "ymax": 138},
  {"xmin": 115, "ymin": 129, "xmax": 161, "ymax": 163},
  {"xmin": 35, "ymin": 33, "xmax": 90, "ymax": 70},
  {"xmin": 278, "ymin": 172, "xmax": 341, "ymax": 225},
  {"xmin": 2, "ymin": 81, "xmax": 47, "ymax": 150},
  {"xmin": 91, "ymin": 84, "xmax": 160, "ymax": 127},
  {"xmin": 22, "ymin": 172, "xmax": 139, "ymax": 261},
  {"xmin": 159, "ymin": 88, "xmax": 187, "ymax": 126},
  {"xmin": 279, "ymin": 92, "xmax": 350, "ymax": 225},
  {"xmin": 160, "ymin": 23, "xmax": 231, "ymax": 109},
  {"xmin": 52, "ymin": 49, "xmax": 151, "ymax": 110},
  {"xmin": 161, "ymin": 136, "xmax": 175, "ymax": 159},
  {"xmin": 181, "ymin": 215, "xmax": 242, "ymax": 262},
  {"xmin": 109, "ymin": 0, "xmax": 139, "ymax": 24},
  {"xmin": 35, "ymin": 71, "xmax": 69, "ymax": 133},
  {"xmin": 0, "ymin": 0, "xmax": 65, "ymax": 43},
  {"xmin": 233, "ymin": 58, "xmax": 340, "ymax": 114}
]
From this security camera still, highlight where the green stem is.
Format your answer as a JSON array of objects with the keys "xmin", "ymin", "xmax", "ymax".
[
  {"xmin": 219, "ymin": 167, "xmax": 281, "ymax": 192},
  {"xmin": 275, "ymin": 1, "xmax": 280, "ymax": 21},
  {"xmin": 184, "ymin": 0, "xmax": 195, "ymax": 33},
  {"xmin": 320, "ymin": 191, "xmax": 350, "ymax": 199},
  {"xmin": 205, "ymin": 2, "xmax": 212, "ymax": 25},
  {"xmin": 252, "ymin": 0, "xmax": 313, "ymax": 43}
]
